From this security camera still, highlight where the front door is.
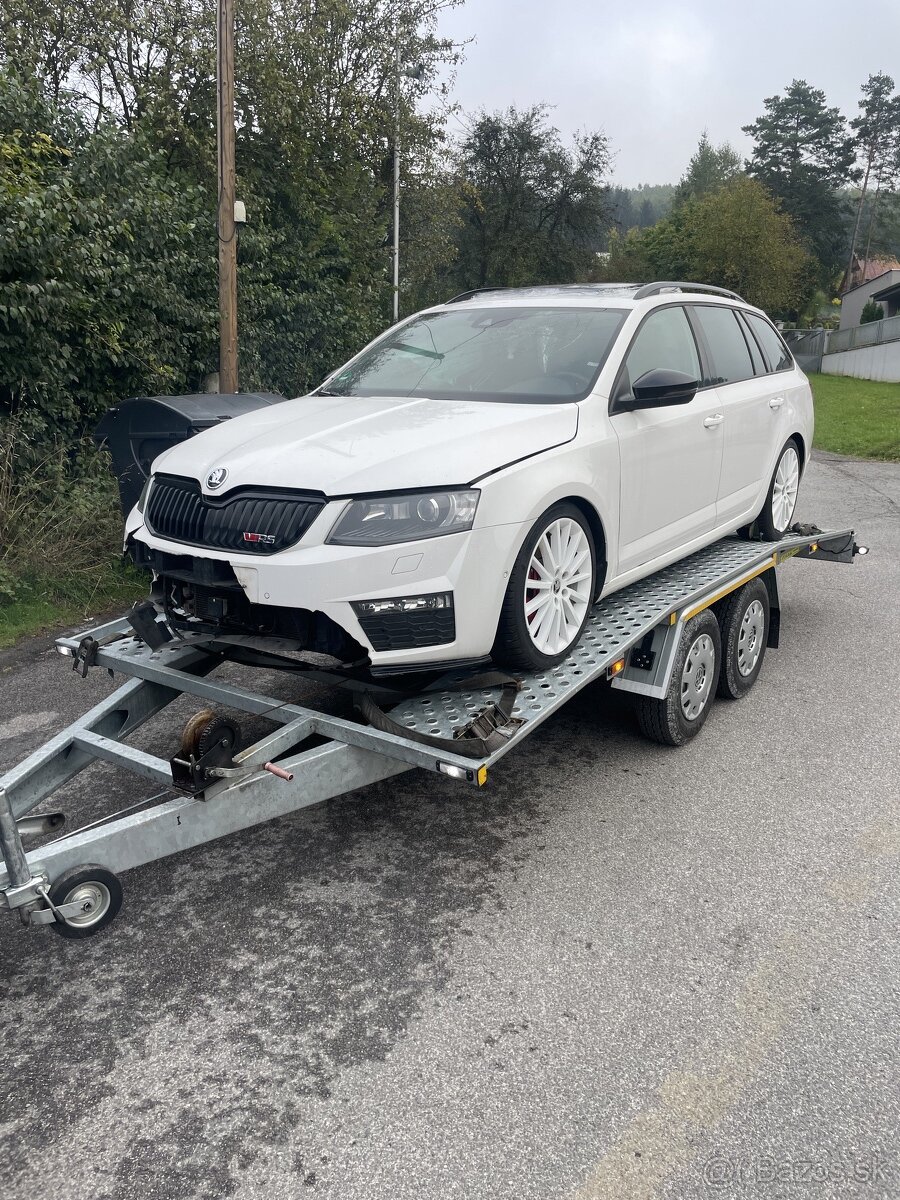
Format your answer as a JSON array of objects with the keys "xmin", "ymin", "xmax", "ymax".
[{"xmin": 611, "ymin": 305, "xmax": 724, "ymax": 575}]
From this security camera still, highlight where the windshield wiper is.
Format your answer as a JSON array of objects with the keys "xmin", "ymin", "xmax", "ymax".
[{"xmin": 392, "ymin": 342, "xmax": 444, "ymax": 361}]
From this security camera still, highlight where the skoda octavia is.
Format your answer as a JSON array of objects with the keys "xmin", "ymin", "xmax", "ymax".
[{"xmin": 127, "ymin": 283, "xmax": 813, "ymax": 673}]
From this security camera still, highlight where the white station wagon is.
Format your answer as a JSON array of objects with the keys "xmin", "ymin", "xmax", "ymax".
[{"xmin": 127, "ymin": 282, "xmax": 813, "ymax": 674}]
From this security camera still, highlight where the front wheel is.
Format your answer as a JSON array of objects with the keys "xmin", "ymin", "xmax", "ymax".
[
  {"xmin": 758, "ymin": 439, "xmax": 801, "ymax": 540},
  {"xmin": 493, "ymin": 503, "xmax": 597, "ymax": 671}
]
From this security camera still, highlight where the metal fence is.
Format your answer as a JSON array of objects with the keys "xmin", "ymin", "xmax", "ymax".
[
  {"xmin": 825, "ymin": 314, "xmax": 900, "ymax": 355},
  {"xmin": 782, "ymin": 328, "xmax": 826, "ymax": 373}
]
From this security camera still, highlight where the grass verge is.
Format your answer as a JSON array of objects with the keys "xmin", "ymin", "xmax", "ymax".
[
  {"xmin": 810, "ymin": 373, "xmax": 900, "ymax": 461},
  {"xmin": 0, "ymin": 563, "xmax": 145, "ymax": 649}
]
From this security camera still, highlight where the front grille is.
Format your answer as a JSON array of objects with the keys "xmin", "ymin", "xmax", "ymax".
[
  {"xmin": 145, "ymin": 474, "xmax": 325, "ymax": 555},
  {"xmin": 354, "ymin": 608, "xmax": 456, "ymax": 652}
]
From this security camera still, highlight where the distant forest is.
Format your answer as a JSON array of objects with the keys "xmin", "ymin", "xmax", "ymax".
[{"xmin": 599, "ymin": 184, "xmax": 677, "ymax": 248}]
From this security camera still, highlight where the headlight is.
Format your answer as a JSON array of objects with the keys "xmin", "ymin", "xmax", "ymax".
[
  {"xmin": 327, "ymin": 489, "xmax": 479, "ymax": 546},
  {"xmin": 136, "ymin": 477, "xmax": 152, "ymax": 514}
]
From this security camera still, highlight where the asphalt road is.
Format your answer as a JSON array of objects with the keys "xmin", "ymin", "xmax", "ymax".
[{"xmin": 1, "ymin": 452, "xmax": 898, "ymax": 1200}]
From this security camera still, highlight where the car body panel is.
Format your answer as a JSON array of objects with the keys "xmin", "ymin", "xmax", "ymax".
[{"xmin": 151, "ymin": 393, "xmax": 579, "ymax": 495}]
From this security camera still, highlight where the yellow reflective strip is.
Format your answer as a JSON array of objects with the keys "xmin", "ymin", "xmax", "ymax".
[
  {"xmin": 681, "ymin": 556, "xmax": 776, "ymax": 622},
  {"xmin": 477, "ymin": 765, "xmax": 488, "ymax": 787},
  {"xmin": 669, "ymin": 611, "xmax": 678, "ymax": 626}
]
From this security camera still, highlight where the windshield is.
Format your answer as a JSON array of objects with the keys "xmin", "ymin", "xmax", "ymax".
[{"xmin": 320, "ymin": 306, "xmax": 627, "ymax": 403}]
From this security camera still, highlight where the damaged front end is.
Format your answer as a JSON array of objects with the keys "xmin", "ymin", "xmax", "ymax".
[{"xmin": 127, "ymin": 539, "xmax": 368, "ymax": 663}]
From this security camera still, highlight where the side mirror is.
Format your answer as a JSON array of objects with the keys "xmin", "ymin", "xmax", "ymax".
[{"xmin": 615, "ymin": 368, "xmax": 699, "ymax": 412}]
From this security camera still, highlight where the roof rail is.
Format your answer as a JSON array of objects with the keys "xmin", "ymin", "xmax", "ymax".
[
  {"xmin": 634, "ymin": 281, "xmax": 745, "ymax": 302},
  {"xmin": 445, "ymin": 286, "xmax": 510, "ymax": 304}
]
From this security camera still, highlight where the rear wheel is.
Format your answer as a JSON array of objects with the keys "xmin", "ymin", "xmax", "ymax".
[
  {"xmin": 636, "ymin": 609, "xmax": 720, "ymax": 746},
  {"xmin": 493, "ymin": 503, "xmax": 597, "ymax": 671},
  {"xmin": 758, "ymin": 439, "xmax": 801, "ymax": 540}
]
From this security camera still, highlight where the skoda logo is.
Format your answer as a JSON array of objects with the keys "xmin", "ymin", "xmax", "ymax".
[{"xmin": 206, "ymin": 467, "xmax": 228, "ymax": 490}]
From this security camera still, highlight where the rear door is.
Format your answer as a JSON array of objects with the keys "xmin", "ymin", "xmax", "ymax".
[
  {"xmin": 688, "ymin": 304, "xmax": 775, "ymax": 528},
  {"xmin": 611, "ymin": 304, "xmax": 724, "ymax": 575}
]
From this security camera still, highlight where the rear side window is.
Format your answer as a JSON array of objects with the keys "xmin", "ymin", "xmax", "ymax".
[
  {"xmin": 691, "ymin": 305, "xmax": 754, "ymax": 386},
  {"xmin": 617, "ymin": 306, "xmax": 701, "ymax": 398},
  {"xmin": 737, "ymin": 312, "xmax": 767, "ymax": 375},
  {"xmin": 745, "ymin": 313, "xmax": 793, "ymax": 372}
]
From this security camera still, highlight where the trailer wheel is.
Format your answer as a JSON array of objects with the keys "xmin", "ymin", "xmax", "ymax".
[
  {"xmin": 716, "ymin": 578, "xmax": 770, "ymax": 699},
  {"xmin": 636, "ymin": 609, "xmax": 720, "ymax": 746},
  {"xmin": 47, "ymin": 865, "xmax": 123, "ymax": 939}
]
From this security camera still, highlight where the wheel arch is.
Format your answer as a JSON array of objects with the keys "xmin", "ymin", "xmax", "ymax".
[
  {"xmin": 789, "ymin": 431, "xmax": 808, "ymax": 473},
  {"xmin": 564, "ymin": 496, "xmax": 608, "ymax": 599}
]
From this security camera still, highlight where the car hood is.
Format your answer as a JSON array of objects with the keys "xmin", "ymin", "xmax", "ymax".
[{"xmin": 151, "ymin": 394, "xmax": 578, "ymax": 495}]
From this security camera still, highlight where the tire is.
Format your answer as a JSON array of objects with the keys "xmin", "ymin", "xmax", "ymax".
[
  {"xmin": 716, "ymin": 577, "xmax": 770, "ymax": 699},
  {"xmin": 758, "ymin": 438, "xmax": 801, "ymax": 540},
  {"xmin": 47, "ymin": 864, "xmax": 123, "ymax": 939},
  {"xmin": 636, "ymin": 609, "xmax": 720, "ymax": 746},
  {"xmin": 493, "ymin": 502, "xmax": 597, "ymax": 671}
]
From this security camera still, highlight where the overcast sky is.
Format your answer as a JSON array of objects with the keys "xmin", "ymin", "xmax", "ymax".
[{"xmin": 435, "ymin": 0, "xmax": 900, "ymax": 186}]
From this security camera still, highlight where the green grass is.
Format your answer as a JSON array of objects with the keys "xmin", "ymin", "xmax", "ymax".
[
  {"xmin": 810, "ymin": 374, "xmax": 900, "ymax": 461},
  {"xmin": 0, "ymin": 563, "xmax": 145, "ymax": 649}
]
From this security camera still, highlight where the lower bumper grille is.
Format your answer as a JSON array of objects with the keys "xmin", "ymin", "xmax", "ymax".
[{"xmin": 353, "ymin": 606, "xmax": 456, "ymax": 652}]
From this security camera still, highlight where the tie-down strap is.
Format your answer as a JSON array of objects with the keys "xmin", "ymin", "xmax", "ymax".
[{"xmin": 354, "ymin": 671, "xmax": 525, "ymax": 760}]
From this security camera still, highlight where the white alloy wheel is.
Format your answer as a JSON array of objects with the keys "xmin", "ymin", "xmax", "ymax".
[
  {"xmin": 523, "ymin": 517, "xmax": 593, "ymax": 656},
  {"xmin": 771, "ymin": 445, "xmax": 800, "ymax": 532}
]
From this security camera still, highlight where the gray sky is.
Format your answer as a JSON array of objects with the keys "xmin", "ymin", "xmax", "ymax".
[{"xmin": 436, "ymin": 0, "xmax": 900, "ymax": 186}]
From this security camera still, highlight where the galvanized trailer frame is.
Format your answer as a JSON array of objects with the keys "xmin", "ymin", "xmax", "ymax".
[{"xmin": 0, "ymin": 528, "xmax": 859, "ymax": 935}]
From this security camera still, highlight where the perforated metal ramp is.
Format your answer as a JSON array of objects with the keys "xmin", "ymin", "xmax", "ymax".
[{"xmin": 389, "ymin": 532, "xmax": 838, "ymax": 766}]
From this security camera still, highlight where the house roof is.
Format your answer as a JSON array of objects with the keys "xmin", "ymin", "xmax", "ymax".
[{"xmin": 841, "ymin": 257, "xmax": 900, "ymax": 294}]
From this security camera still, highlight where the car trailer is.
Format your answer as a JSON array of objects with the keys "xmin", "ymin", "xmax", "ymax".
[{"xmin": 0, "ymin": 526, "xmax": 864, "ymax": 939}]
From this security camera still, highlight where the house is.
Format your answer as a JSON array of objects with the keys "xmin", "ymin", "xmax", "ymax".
[
  {"xmin": 839, "ymin": 254, "xmax": 900, "ymax": 329},
  {"xmin": 870, "ymin": 277, "xmax": 900, "ymax": 320}
]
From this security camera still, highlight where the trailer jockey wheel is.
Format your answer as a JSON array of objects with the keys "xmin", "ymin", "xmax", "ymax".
[
  {"xmin": 47, "ymin": 865, "xmax": 123, "ymax": 939},
  {"xmin": 179, "ymin": 709, "xmax": 241, "ymax": 760},
  {"xmin": 635, "ymin": 609, "xmax": 721, "ymax": 747},
  {"xmin": 716, "ymin": 577, "xmax": 771, "ymax": 700}
]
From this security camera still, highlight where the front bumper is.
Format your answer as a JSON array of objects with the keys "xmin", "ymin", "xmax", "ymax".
[{"xmin": 127, "ymin": 507, "xmax": 522, "ymax": 668}]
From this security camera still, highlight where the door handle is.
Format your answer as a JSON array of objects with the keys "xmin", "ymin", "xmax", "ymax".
[
  {"xmin": 769, "ymin": 396, "xmax": 784, "ymax": 410},
  {"xmin": 703, "ymin": 414, "xmax": 724, "ymax": 428}
]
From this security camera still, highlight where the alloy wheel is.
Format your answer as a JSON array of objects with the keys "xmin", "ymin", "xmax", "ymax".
[
  {"xmin": 771, "ymin": 445, "xmax": 800, "ymax": 531},
  {"xmin": 523, "ymin": 518, "xmax": 593, "ymax": 656}
]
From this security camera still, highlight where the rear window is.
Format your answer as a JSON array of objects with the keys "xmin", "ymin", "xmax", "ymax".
[
  {"xmin": 692, "ymin": 305, "xmax": 755, "ymax": 386},
  {"xmin": 744, "ymin": 313, "xmax": 793, "ymax": 372}
]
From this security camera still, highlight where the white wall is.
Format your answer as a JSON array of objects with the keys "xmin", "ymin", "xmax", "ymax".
[{"xmin": 821, "ymin": 340, "xmax": 900, "ymax": 382}]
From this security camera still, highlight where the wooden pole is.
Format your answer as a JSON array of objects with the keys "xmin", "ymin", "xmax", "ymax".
[{"xmin": 217, "ymin": 0, "xmax": 238, "ymax": 393}]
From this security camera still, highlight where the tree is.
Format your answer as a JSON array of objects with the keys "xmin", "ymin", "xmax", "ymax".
[
  {"xmin": 449, "ymin": 106, "xmax": 612, "ymax": 289},
  {"xmin": 743, "ymin": 79, "xmax": 856, "ymax": 271},
  {"xmin": 845, "ymin": 73, "xmax": 900, "ymax": 286},
  {"xmin": 601, "ymin": 177, "xmax": 813, "ymax": 316},
  {"xmin": 673, "ymin": 131, "xmax": 741, "ymax": 206}
]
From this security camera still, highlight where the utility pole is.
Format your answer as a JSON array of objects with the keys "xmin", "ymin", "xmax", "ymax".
[
  {"xmin": 392, "ymin": 38, "xmax": 401, "ymax": 324},
  {"xmin": 217, "ymin": 0, "xmax": 238, "ymax": 392}
]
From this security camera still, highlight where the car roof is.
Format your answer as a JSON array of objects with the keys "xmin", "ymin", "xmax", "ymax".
[{"xmin": 437, "ymin": 282, "xmax": 759, "ymax": 313}]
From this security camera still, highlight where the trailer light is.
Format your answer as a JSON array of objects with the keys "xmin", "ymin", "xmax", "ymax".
[
  {"xmin": 608, "ymin": 657, "xmax": 626, "ymax": 678},
  {"xmin": 56, "ymin": 645, "xmax": 74, "ymax": 657},
  {"xmin": 810, "ymin": 542, "xmax": 818, "ymax": 553},
  {"xmin": 438, "ymin": 761, "xmax": 480, "ymax": 783},
  {"xmin": 856, "ymin": 544, "xmax": 869, "ymax": 555}
]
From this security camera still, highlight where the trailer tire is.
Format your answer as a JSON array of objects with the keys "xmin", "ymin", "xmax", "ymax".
[
  {"xmin": 47, "ymin": 864, "xmax": 123, "ymax": 939},
  {"xmin": 716, "ymin": 578, "xmax": 770, "ymax": 699},
  {"xmin": 635, "ymin": 610, "xmax": 720, "ymax": 746}
]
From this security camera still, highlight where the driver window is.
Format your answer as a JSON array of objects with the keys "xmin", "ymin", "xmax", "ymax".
[{"xmin": 618, "ymin": 306, "xmax": 701, "ymax": 399}]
